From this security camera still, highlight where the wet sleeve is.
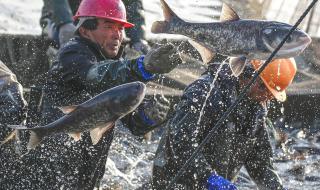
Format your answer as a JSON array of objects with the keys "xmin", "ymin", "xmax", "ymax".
[
  {"xmin": 122, "ymin": 0, "xmax": 146, "ymax": 43},
  {"xmin": 166, "ymin": 77, "xmax": 226, "ymax": 187},
  {"xmin": 41, "ymin": 0, "xmax": 73, "ymax": 28},
  {"xmin": 244, "ymin": 124, "xmax": 285, "ymax": 190},
  {"xmin": 57, "ymin": 48, "xmax": 153, "ymax": 93}
]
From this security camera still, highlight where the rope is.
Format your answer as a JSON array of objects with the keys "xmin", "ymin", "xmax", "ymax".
[{"xmin": 165, "ymin": 0, "xmax": 319, "ymax": 189}]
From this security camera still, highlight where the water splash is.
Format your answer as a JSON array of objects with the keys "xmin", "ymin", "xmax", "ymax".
[{"xmin": 197, "ymin": 59, "xmax": 228, "ymax": 125}]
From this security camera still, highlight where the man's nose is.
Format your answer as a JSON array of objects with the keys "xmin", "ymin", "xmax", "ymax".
[{"xmin": 112, "ymin": 28, "xmax": 122, "ymax": 39}]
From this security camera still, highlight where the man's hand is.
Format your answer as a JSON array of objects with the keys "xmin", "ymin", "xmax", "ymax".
[
  {"xmin": 58, "ymin": 23, "xmax": 76, "ymax": 47},
  {"xmin": 143, "ymin": 43, "xmax": 182, "ymax": 74},
  {"xmin": 140, "ymin": 94, "xmax": 171, "ymax": 126}
]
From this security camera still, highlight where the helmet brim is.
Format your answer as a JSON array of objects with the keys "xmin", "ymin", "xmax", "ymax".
[
  {"xmin": 73, "ymin": 15, "xmax": 134, "ymax": 28},
  {"xmin": 260, "ymin": 77, "xmax": 287, "ymax": 102}
]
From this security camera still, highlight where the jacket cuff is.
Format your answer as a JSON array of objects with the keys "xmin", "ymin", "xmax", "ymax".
[
  {"xmin": 138, "ymin": 106, "xmax": 156, "ymax": 126},
  {"xmin": 136, "ymin": 56, "xmax": 155, "ymax": 81}
]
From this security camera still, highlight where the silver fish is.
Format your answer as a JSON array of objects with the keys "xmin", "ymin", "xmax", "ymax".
[
  {"xmin": 152, "ymin": 0, "xmax": 312, "ymax": 76},
  {"xmin": 8, "ymin": 82, "xmax": 146, "ymax": 149}
]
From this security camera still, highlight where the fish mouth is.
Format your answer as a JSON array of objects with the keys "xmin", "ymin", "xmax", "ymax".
[
  {"xmin": 263, "ymin": 35, "xmax": 312, "ymax": 58},
  {"xmin": 277, "ymin": 35, "xmax": 311, "ymax": 57}
]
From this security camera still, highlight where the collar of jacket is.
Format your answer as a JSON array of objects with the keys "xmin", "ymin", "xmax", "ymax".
[{"xmin": 73, "ymin": 35, "xmax": 124, "ymax": 60}]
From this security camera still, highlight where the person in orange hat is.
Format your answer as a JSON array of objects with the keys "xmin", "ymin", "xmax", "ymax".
[
  {"xmin": 152, "ymin": 58, "xmax": 296, "ymax": 190},
  {"xmin": 250, "ymin": 58, "xmax": 297, "ymax": 102}
]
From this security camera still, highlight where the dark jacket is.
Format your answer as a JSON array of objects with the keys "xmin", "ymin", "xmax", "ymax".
[
  {"xmin": 40, "ymin": 0, "xmax": 146, "ymax": 44},
  {"xmin": 152, "ymin": 64, "xmax": 284, "ymax": 190},
  {"xmin": 0, "ymin": 36, "xmax": 154, "ymax": 190}
]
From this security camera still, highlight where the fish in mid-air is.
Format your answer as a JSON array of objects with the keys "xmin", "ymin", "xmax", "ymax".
[
  {"xmin": 152, "ymin": 0, "xmax": 311, "ymax": 76},
  {"xmin": 8, "ymin": 82, "xmax": 146, "ymax": 149}
]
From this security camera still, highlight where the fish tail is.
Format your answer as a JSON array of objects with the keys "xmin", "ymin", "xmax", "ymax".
[
  {"xmin": 0, "ymin": 130, "xmax": 17, "ymax": 146},
  {"xmin": 151, "ymin": 0, "xmax": 183, "ymax": 34},
  {"xmin": 27, "ymin": 130, "xmax": 44, "ymax": 149},
  {"xmin": 6, "ymin": 125, "xmax": 44, "ymax": 148}
]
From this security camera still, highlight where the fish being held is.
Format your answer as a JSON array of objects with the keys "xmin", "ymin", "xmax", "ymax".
[
  {"xmin": 8, "ymin": 82, "xmax": 146, "ymax": 149},
  {"xmin": 152, "ymin": 0, "xmax": 312, "ymax": 76}
]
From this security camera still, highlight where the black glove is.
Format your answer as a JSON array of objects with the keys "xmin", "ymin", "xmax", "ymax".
[
  {"xmin": 143, "ymin": 43, "xmax": 182, "ymax": 74},
  {"xmin": 139, "ymin": 94, "xmax": 171, "ymax": 126},
  {"xmin": 127, "ymin": 94, "xmax": 171, "ymax": 136}
]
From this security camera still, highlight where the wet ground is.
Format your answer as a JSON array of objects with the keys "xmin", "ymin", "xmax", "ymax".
[{"xmin": 100, "ymin": 123, "xmax": 320, "ymax": 190}]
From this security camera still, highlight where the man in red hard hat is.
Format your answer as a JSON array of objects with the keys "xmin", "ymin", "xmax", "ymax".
[
  {"xmin": 41, "ymin": 0, "xmax": 150, "ymax": 53},
  {"xmin": 1, "ymin": 0, "xmax": 182, "ymax": 189}
]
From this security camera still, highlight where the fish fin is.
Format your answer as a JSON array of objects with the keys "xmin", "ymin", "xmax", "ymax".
[
  {"xmin": 220, "ymin": 3, "xmax": 240, "ymax": 22},
  {"xmin": 229, "ymin": 56, "xmax": 247, "ymax": 77},
  {"xmin": 152, "ymin": 0, "xmax": 183, "ymax": 34},
  {"xmin": 160, "ymin": 0, "xmax": 179, "ymax": 22},
  {"xmin": 58, "ymin": 105, "xmax": 78, "ymax": 114},
  {"xmin": 188, "ymin": 39, "xmax": 215, "ymax": 64},
  {"xmin": 0, "ymin": 130, "xmax": 17, "ymax": 146},
  {"xmin": 90, "ymin": 123, "xmax": 115, "ymax": 145},
  {"xmin": 69, "ymin": 132, "xmax": 82, "ymax": 141},
  {"xmin": 27, "ymin": 131, "xmax": 43, "ymax": 149},
  {"xmin": 143, "ymin": 132, "xmax": 152, "ymax": 141}
]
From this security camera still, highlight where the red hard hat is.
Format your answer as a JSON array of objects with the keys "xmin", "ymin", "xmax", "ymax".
[{"xmin": 73, "ymin": 0, "xmax": 134, "ymax": 28}]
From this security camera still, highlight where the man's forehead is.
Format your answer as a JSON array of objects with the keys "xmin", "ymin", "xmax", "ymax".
[{"xmin": 97, "ymin": 18, "xmax": 124, "ymax": 26}]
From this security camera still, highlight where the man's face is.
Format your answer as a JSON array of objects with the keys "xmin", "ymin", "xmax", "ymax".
[
  {"xmin": 241, "ymin": 77, "xmax": 274, "ymax": 102},
  {"xmin": 85, "ymin": 19, "xmax": 124, "ymax": 58}
]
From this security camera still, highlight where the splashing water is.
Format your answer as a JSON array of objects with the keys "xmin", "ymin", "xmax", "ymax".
[{"xmin": 197, "ymin": 60, "xmax": 228, "ymax": 125}]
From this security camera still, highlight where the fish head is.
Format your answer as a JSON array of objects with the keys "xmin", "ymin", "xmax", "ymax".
[
  {"xmin": 261, "ymin": 22, "xmax": 311, "ymax": 58},
  {"xmin": 106, "ymin": 82, "xmax": 146, "ymax": 117}
]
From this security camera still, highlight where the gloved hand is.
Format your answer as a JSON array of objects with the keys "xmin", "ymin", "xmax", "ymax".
[
  {"xmin": 58, "ymin": 23, "xmax": 76, "ymax": 47},
  {"xmin": 131, "ymin": 40, "xmax": 150, "ymax": 54},
  {"xmin": 139, "ymin": 94, "xmax": 171, "ymax": 126},
  {"xmin": 207, "ymin": 172, "xmax": 238, "ymax": 190},
  {"xmin": 143, "ymin": 43, "xmax": 182, "ymax": 74}
]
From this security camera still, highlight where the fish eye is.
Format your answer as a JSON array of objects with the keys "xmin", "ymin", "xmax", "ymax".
[{"xmin": 286, "ymin": 35, "xmax": 292, "ymax": 42}]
